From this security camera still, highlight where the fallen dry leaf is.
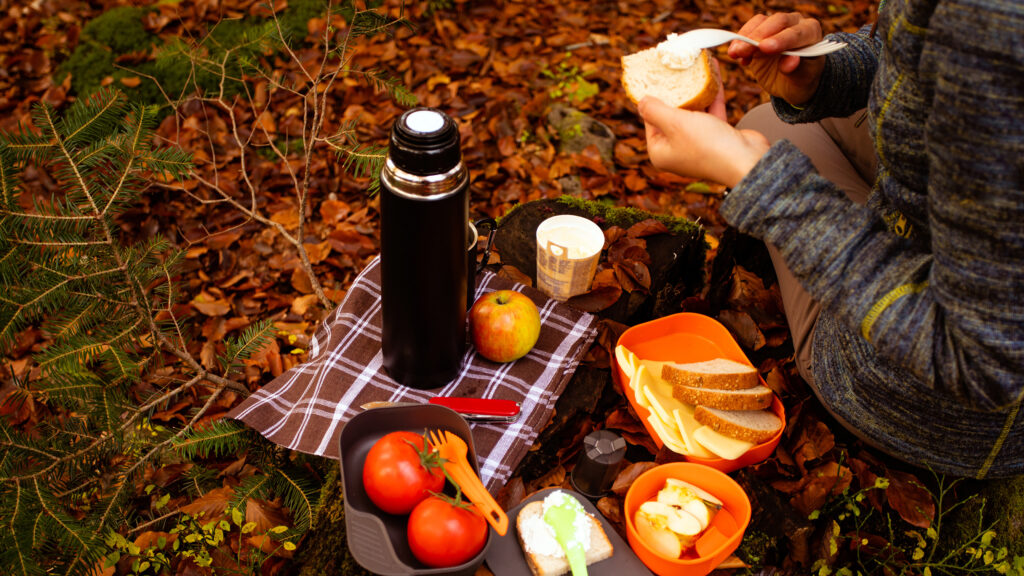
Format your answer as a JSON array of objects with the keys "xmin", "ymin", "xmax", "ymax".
[
  {"xmin": 611, "ymin": 461, "xmax": 658, "ymax": 497},
  {"xmin": 191, "ymin": 292, "xmax": 232, "ymax": 316},
  {"xmin": 885, "ymin": 469, "xmax": 935, "ymax": 529}
]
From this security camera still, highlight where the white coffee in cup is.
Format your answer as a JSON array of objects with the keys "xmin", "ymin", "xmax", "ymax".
[{"xmin": 535, "ymin": 215, "xmax": 604, "ymax": 301}]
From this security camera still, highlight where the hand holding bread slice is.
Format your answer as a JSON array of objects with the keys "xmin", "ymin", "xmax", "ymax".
[{"xmin": 621, "ymin": 34, "xmax": 719, "ymax": 111}]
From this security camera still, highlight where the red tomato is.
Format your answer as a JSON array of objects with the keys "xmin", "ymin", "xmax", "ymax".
[
  {"xmin": 407, "ymin": 495, "xmax": 488, "ymax": 568},
  {"xmin": 362, "ymin": 431, "xmax": 445, "ymax": 515}
]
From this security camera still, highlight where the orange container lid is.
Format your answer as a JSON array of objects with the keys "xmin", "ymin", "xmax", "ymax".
[{"xmin": 614, "ymin": 312, "xmax": 785, "ymax": 473}]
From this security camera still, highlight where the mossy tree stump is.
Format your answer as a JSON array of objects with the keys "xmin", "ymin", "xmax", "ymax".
[{"xmin": 493, "ymin": 196, "xmax": 707, "ymax": 325}]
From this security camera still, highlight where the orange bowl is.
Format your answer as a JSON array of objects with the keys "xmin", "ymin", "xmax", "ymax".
[
  {"xmin": 614, "ymin": 313, "xmax": 785, "ymax": 472},
  {"xmin": 625, "ymin": 462, "xmax": 752, "ymax": 576}
]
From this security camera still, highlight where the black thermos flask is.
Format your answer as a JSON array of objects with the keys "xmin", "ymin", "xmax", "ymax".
[{"xmin": 379, "ymin": 108, "xmax": 469, "ymax": 389}]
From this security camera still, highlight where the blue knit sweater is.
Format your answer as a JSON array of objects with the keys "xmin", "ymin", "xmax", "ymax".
[{"xmin": 720, "ymin": 0, "xmax": 1024, "ymax": 478}]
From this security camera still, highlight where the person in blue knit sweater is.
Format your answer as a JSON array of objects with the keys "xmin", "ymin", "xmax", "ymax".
[{"xmin": 638, "ymin": 0, "xmax": 1024, "ymax": 478}]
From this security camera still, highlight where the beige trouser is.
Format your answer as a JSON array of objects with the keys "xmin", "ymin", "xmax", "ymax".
[{"xmin": 735, "ymin": 104, "xmax": 878, "ymax": 386}]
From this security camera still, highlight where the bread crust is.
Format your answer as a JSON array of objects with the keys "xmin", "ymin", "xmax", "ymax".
[
  {"xmin": 621, "ymin": 47, "xmax": 719, "ymax": 111},
  {"xmin": 660, "ymin": 360, "xmax": 759, "ymax": 391},
  {"xmin": 673, "ymin": 384, "xmax": 774, "ymax": 411},
  {"xmin": 515, "ymin": 500, "xmax": 614, "ymax": 576},
  {"xmin": 694, "ymin": 406, "xmax": 783, "ymax": 444}
]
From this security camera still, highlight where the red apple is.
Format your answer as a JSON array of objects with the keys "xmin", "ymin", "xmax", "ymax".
[{"xmin": 469, "ymin": 290, "xmax": 541, "ymax": 363}]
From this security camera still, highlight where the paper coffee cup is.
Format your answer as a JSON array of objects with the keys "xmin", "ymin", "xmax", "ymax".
[{"xmin": 535, "ymin": 215, "xmax": 604, "ymax": 301}]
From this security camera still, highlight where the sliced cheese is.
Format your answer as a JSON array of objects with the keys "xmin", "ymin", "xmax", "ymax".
[
  {"xmin": 633, "ymin": 365, "xmax": 653, "ymax": 408},
  {"xmin": 693, "ymin": 425, "xmax": 754, "ymax": 460},
  {"xmin": 642, "ymin": 382, "xmax": 691, "ymax": 425},
  {"xmin": 673, "ymin": 407, "xmax": 714, "ymax": 458},
  {"xmin": 615, "ymin": 345, "xmax": 637, "ymax": 381},
  {"xmin": 638, "ymin": 359, "xmax": 670, "ymax": 386},
  {"xmin": 647, "ymin": 414, "xmax": 688, "ymax": 455}
]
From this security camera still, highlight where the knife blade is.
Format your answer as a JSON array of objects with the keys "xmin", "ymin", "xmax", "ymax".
[{"xmin": 360, "ymin": 397, "xmax": 521, "ymax": 422}]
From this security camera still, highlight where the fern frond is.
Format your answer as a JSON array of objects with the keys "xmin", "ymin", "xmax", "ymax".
[
  {"xmin": 31, "ymin": 479, "xmax": 104, "ymax": 567},
  {"xmin": 35, "ymin": 370, "xmax": 105, "ymax": 407},
  {"xmin": 57, "ymin": 88, "xmax": 125, "ymax": 149},
  {"xmin": 1, "ymin": 483, "xmax": 46, "ymax": 575},
  {"xmin": 0, "ymin": 419, "xmax": 60, "ymax": 477},
  {"xmin": 35, "ymin": 336, "xmax": 109, "ymax": 375},
  {"xmin": 90, "ymin": 386, "xmax": 131, "ymax": 433},
  {"xmin": 218, "ymin": 319, "xmax": 274, "ymax": 376},
  {"xmin": 270, "ymin": 465, "xmax": 320, "ymax": 532},
  {"xmin": 180, "ymin": 465, "xmax": 219, "ymax": 497},
  {"xmin": 228, "ymin": 473, "xmax": 273, "ymax": 510},
  {"xmin": 339, "ymin": 143, "xmax": 387, "ymax": 195},
  {"xmin": 138, "ymin": 146, "xmax": 194, "ymax": 180},
  {"xmin": 172, "ymin": 419, "xmax": 252, "ymax": 460},
  {"xmin": 365, "ymin": 69, "xmax": 417, "ymax": 107},
  {"xmin": 349, "ymin": 8, "xmax": 411, "ymax": 39},
  {"xmin": 1, "ymin": 127, "xmax": 52, "ymax": 165},
  {"xmin": 0, "ymin": 145, "xmax": 18, "ymax": 207}
]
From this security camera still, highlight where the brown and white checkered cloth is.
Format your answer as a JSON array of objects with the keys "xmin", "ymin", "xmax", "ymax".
[{"xmin": 228, "ymin": 256, "xmax": 599, "ymax": 493}]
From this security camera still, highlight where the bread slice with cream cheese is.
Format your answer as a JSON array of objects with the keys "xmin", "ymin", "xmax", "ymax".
[
  {"xmin": 621, "ymin": 45, "xmax": 718, "ymax": 110},
  {"xmin": 516, "ymin": 499, "xmax": 613, "ymax": 576}
]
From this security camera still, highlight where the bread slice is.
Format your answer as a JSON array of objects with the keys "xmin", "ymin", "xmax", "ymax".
[
  {"xmin": 673, "ymin": 383, "xmax": 774, "ymax": 411},
  {"xmin": 661, "ymin": 358, "xmax": 759, "ymax": 391},
  {"xmin": 694, "ymin": 406, "xmax": 783, "ymax": 444},
  {"xmin": 621, "ymin": 46, "xmax": 718, "ymax": 110},
  {"xmin": 516, "ymin": 500, "xmax": 613, "ymax": 576}
]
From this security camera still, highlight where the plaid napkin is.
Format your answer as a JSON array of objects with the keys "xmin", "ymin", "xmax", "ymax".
[{"xmin": 228, "ymin": 256, "xmax": 599, "ymax": 493}]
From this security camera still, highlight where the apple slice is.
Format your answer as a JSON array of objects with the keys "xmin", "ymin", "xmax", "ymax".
[
  {"xmin": 665, "ymin": 507, "xmax": 703, "ymax": 550},
  {"xmin": 635, "ymin": 506, "xmax": 682, "ymax": 559},
  {"xmin": 655, "ymin": 481, "xmax": 714, "ymax": 529},
  {"xmin": 664, "ymin": 478, "xmax": 724, "ymax": 509},
  {"xmin": 682, "ymin": 498, "xmax": 714, "ymax": 531}
]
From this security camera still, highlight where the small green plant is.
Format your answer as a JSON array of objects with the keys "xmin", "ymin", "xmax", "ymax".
[
  {"xmin": 807, "ymin": 472, "xmax": 1024, "ymax": 576},
  {"xmin": 541, "ymin": 53, "xmax": 599, "ymax": 104},
  {"xmin": 103, "ymin": 501, "xmax": 298, "ymax": 574}
]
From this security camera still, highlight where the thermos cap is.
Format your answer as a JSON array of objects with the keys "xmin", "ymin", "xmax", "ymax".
[
  {"xmin": 570, "ymin": 429, "xmax": 627, "ymax": 499},
  {"xmin": 389, "ymin": 108, "xmax": 461, "ymax": 176}
]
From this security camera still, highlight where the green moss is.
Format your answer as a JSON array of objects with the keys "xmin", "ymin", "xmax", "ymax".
[
  {"xmin": 734, "ymin": 528, "xmax": 778, "ymax": 569},
  {"xmin": 296, "ymin": 467, "xmax": 371, "ymax": 576},
  {"xmin": 552, "ymin": 195, "xmax": 704, "ymax": 237},
  {"xmin": 59, "ymin": 43, "xmax": 115, "ymax": 98},
  {"xmin": 941, "ymin": 476, "xmax": 1024, "ymax": 558},
  {"xmin": 277, "ymin": 0, "xmax": 328, "ymax": 47},
  {"xmin": 58, "ymin": 0, "xmax": 327, "ymax": 108},
  {"xmin": 82, "ymin": 6, "xmax": 155, "ymax": 55}
]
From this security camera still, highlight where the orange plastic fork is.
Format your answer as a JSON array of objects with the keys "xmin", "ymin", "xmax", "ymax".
[{"xmin": 428, "ymin": 429, "xmax": 509, "ymax": 536}]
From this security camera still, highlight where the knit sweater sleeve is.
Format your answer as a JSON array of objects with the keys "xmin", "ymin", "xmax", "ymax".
[
  {"xmin": 771, "ymin": 24, "xmax": 881, "ymax": 123},
  {"xmin": 720, "ymin": 1, "xmax": 1024, "ymax": 410}
]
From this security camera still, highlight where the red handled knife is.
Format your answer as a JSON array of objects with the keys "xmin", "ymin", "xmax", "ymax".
[{"xmin": 360, "ymin": 397, "xmax": 521, "ymax": 422}]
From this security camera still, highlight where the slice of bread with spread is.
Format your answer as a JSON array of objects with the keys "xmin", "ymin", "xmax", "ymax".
[
  {"xmin": 516, "ymin": 498, "xmax": 613, "ymax": 576},
  {"xmin": 660, "ymin": 358, "xmax": 760, "ymax": 390},
  {"xmin": 621, "ymin": 39, "xmax": 718, "ymax": 110}
]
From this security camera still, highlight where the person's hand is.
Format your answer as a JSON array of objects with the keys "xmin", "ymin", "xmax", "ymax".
[
  {"xmin": 638, "ymin": 96, "xmax": 769, "ymax": 189},
  {"xmin": 727, "ymin": 12, "xmax": 826, "ymax": 106}
]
